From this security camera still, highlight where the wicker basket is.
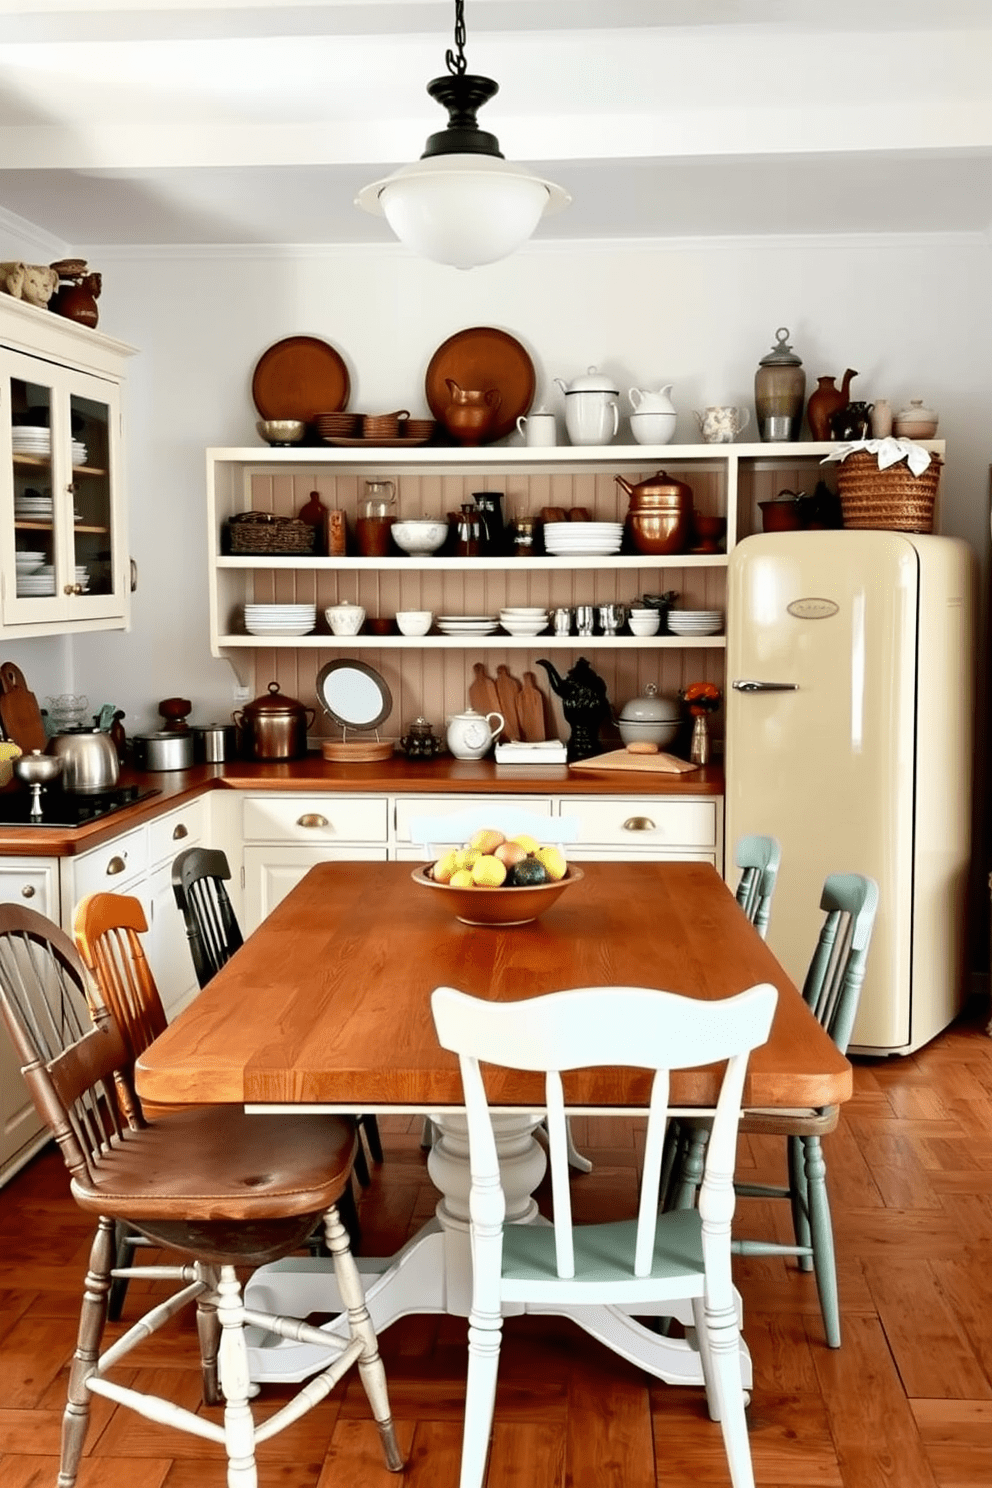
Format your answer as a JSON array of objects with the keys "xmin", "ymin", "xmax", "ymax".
[
  {"xmin": 835, "ymin": 450, "xmax": 941, "ymax": 533},
  {"xmin": 228, "ymin": 511, "xmax": 315, "ymax": 555}
]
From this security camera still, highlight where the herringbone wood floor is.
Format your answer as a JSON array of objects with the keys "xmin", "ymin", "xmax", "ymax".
[{"xmin": 2, "ymin": 999, "xmax": 991, "ymax": 1487}]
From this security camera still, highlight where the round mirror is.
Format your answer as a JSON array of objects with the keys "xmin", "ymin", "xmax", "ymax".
[{"xmin": 315, "ymin": 660, "xmax": 392, "ymax": 732}]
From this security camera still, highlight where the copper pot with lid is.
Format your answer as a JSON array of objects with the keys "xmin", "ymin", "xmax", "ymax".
[
  {"xmin": 234, "ymin": 681, "xmax": 315, "ymax": 761},
  {"xmin": 615, "ymin": 470, "xmax": 694, "ymax": 555}
]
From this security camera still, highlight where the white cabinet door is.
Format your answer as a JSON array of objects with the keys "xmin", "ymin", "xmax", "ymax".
[
  {"xmin": 145, "ymin": 858, "xmax": 198, "ymax": 1019},
  {"xmin": 244, "ymin": 844, "xmax": 387, "ymax": 931}
]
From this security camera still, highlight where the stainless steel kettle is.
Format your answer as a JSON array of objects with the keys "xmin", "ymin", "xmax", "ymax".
[{"xmin": 47, "ymin": 728, "xmax": 120, "ymax": 792}]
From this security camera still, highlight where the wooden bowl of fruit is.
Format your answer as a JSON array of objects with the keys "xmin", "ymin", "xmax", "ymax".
[{"xmin": 412, "ymin": 828, "xmax": 582, "ymax": 927}]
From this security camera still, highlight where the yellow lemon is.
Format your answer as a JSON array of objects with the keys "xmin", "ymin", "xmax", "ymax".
[
  {"xmin": 471, "ymin": 854, "xmax": 508, "ymax": 887},
  {"xmin": 469, "ymin": 827, "xmax": 505, "ymax": 855},
  {"xmin": 512, "ymin": 834, "xmax": 540, "ymax": 854},
  {"xmin": 432, "ymin": 850, "xmax": 458, "ymax": 884},
  {"xmin": 453, "ymin": 848, "xmax": 481, "ymax": 871},
  {"xmin": 449, "ymin": 868, "xmax": 475, "ymax": 887},
  {"xmin": 535, "ymin": 845, "xmax": 568, "ymax": 882}
]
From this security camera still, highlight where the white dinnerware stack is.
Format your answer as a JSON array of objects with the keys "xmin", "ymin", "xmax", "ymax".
[
  {"xmin": 17, "ymin": 563, "xmax": 57, "ymax": 596},
  {"xmin": 435, "ymin": 614, "xmax": 499, "ymax": 636},
  {"xmin": 244, "ymin": 602, "xmax": 316, "ymax": 637},
  {"xmin": 499, "ymin": 607, "xmax": 549, "ymax": 636},
  {"xmin": 542, "ymin": 521, "xmax": 624, "ymax": 556},
  {"xmin": 12, "ymin": 426, "xmax": 88, "ymax": 464},
  {"xmin": 667, "ymin": 609, "xmax": 723, "ymax": 637}
]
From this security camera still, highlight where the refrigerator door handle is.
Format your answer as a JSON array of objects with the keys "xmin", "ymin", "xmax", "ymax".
[{"xmin": 732, "ymin": 679, "xmax": 799, "ymax": 692}]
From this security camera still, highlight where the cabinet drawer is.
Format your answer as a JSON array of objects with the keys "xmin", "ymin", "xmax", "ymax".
[
  {"xmin": 72, "ymin": 825, "xmax": 148, "ymax": 898},
  {"xmin": 0, "ymin": 858, "xmax": 58, "ymax": 916},
  {"xmin": 394, "ymin": 796, "xmax": 553, "ymax": 843},
  {"xmin": 566, "ymin": 798, "xmax": 718, "ymax": 850},
  {"xmin": 243, "ymin": 795, "xmax": 389, "ymax": 844},
  {"xmin": 148, "ymin": 798, "xmax": 205, "ymax": 864}
]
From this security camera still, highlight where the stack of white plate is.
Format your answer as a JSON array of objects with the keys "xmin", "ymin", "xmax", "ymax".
[
  {"xmin": 11, "ymin": 427, "xmax": 87, "ymax": 464},
  {"xmin": 499, "ymin": 607, "xmax": 549, "ymax": 636},
  {"xmin": 435, "ymin": 614, "xmax": 499, "ymax": 636},
  {"xmin": 244, "ymin": 602, "xmax": 316, "ymax": 637},
  {"xmin": 667, "ymin": 609, "xmax": 724, "ymax": 636},
  {"xmin": 15, "ymin": 492, "xmax": 53, "ymax": 518},
  {"xmin": 17, "ymin": 564, "xmax": 56, "ymax": 596},
  {"xmin": 15, "ymin": 549, "xmax": 45, "ymax": 575},
  {"xmin": 543, "ymin": 521, "xmax": 624, "ymax": 556}
]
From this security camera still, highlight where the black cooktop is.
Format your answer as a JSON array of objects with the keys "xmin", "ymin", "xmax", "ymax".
[{"xmin": 0, "ymin": 784, "xmax": 161, "ymax": 827}]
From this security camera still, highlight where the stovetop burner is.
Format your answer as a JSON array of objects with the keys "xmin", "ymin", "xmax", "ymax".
[{"xmin": 0, "ymin": 783, "xmax": 161, "ymax": 827}]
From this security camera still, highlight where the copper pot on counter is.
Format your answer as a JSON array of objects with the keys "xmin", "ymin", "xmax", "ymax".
[{"xmin": 234, "ymin": 682, "xmax": 315, "ymax": 761}]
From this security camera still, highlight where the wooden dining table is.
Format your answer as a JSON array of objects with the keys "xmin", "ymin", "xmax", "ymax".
[{"xmin": 136, "ymin": 858, "xmax": 851, "ymax": 1390}]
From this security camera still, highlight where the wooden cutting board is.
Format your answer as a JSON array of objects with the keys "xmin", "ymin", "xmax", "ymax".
[
  {"xmin": 0, "ymin": 661, "xmax": 47, "ymax": 753},
  {"xmin": 518, "ymin": 671, "xmax": 549, "ymax": 742},
  {"xmin": 496, "ymin": 665, "xmax": 522, "ymax": 742},
  {"xmin": 569, "ymin": 748, "xmax": 699, "ymax": 775},
  {"xmin": 468, "ymin": 663, "xmax": 502, "ymax": 728}
]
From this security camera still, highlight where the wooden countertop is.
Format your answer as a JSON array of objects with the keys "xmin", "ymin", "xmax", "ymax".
[{"xmin": 0, "ymin": 755, "xmax": 723, "ymax": 857}]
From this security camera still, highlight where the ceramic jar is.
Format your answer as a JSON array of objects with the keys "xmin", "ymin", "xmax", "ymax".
[
  {"xmin": 754, "ymin": 328, "xmax": 806, "ymax": 442},
  {"xmin": 555, "ymin": 368, "xmax": 620, "ymax": 446},
  {"xmin": 445, "ymin": 708, "xmax": 505, "ymax": 760},
  {"xmin": 870, "ymin": 399, "xmax": 893, "ymax": 439},
  {"xmin": 893, "ymin": 399, "xmax": 939, "ymax": 439},
  {"xmin": 617, "ymin": 684, "xmax": 679, "ymax": 748}
]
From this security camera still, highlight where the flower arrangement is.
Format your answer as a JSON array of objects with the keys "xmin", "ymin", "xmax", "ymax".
[{"xmin": 680, "ymin": 681, "xmax": 721, "ymax": 716}]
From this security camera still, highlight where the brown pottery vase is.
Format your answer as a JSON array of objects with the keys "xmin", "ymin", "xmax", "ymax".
[{"xmin": 807, "ymin": 369, "xmax": 857, "ymax": 441}]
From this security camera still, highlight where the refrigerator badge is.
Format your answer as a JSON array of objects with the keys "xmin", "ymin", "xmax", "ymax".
[{"xmin": 787, "ymin": 597, "xmax": 839, "ymax": 620}]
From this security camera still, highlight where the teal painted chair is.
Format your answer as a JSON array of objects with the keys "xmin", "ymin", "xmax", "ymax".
[
  {"xmin": 670, "ymin": 872, "xmax": 879, "ymax": 1349},
  {"xmin": 432, "ymin": 978, "xmax": 778, "ymax": 1488},
  {"xmin": 733, "ymin": 833, "xmax": 782, "ymax": 940}
]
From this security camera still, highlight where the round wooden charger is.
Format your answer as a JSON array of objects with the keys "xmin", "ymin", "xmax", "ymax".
[
  {"xmin": 321, "ymin": 739, "xmax": 395, "ymax": 763},
  {"xmin": 425, "ymin": 326, "xmax": 535, "ymax": 442},
  {"xmin": 252, "ymin": 335, "xmax": 350, "ymax": 420}
]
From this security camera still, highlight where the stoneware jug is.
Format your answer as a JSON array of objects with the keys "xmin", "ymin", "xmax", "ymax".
[
  {"xmin": 446, "ymin": 707, "xmax": 505, "ymax": 760},
  {"xmin": 807, "ymin": 370, "xmax": 857, "ymax": 441},
  {"xmin": 555, "ymin": 367, "xmax": 620, "ymax": 446}
]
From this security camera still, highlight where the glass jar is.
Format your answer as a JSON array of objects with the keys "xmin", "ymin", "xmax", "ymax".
[
  {"xmin": 356, "ymin": 479, "xmax": 396, "ymax": 557},
  {"xmin": 754, "ymin": 328, "xmax": 806, "ymax": 443},
  {"xmin": 456, "ymin": 503, "xmax": 481, "ymax": 557}
]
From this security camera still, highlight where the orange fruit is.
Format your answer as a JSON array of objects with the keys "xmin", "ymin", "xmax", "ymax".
[{"xmin": 494, "ymin": 841, "xmax": 528, "ymax": 869}]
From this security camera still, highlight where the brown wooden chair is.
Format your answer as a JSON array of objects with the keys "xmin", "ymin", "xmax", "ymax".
[{"xmin": 0, "ymin": 901, "xmax": 403, "ymax": 1488}]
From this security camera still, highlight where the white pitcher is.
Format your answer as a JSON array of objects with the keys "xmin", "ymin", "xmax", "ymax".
[
  {"xmin": 629, "ymin": 383, "xmax": 675, "ymax": 415},
  {"xmin": 629, "ymin": 383, "xmax": 676, "ymax": 445},
  {"xmin": 694, "ymin": 405, "xmax": 750, "ymax": 444}
]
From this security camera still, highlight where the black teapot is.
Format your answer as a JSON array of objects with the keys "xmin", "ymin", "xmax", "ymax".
[
  {"xmin": 830, "ymin": 401, "xmax": 874, "ymax": 441},
  {"xmin": 399, "ymin": 717, "xmax": 443, "ymax": 760},
  {"xmin": 536, "ymin": 656, "xmax": 610, "ymax": 762}
]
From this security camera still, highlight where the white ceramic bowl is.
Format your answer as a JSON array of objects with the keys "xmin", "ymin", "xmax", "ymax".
[
  {"xmin": 617, "ymin": 718, "xmax": 679, "ymax": 748},
  {"xmin": 629, "ymin": 410, "xmax": 677, "ymax": 445},
  {"xmin": 256, "ymin": 419, "xmax": 306, "ymax": 446},
  {"xmin": 392, "ymin": 519, "xmax": 448, "ymax": 556},
  {"xmin": 325, "ymin": 603, "xmax": 366, "ymax": 636},
  {"xmin": 396, "ymin": 610, "xmax": 433, "ymax": 636},
  {"xmin": 628, "ymin": 615, "xmax": 661, "ymax": 636}
]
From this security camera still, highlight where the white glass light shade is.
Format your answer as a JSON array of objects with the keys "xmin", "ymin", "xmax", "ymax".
[{"xmin": 357, "ymin": 154, "xmax": 570, "ymax": 270}]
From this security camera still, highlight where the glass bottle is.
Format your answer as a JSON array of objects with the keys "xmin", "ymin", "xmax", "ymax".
[
  {"xmin": 356, "ymin": 479, "xmax": 396, "ymax": 557},
  {"xmin": 754, "ymin": 327, "xmax": 806, "ymax": 443},
  {"xmin": 455, "ymin": 503, "xmax": 481, "ymax": 557}
]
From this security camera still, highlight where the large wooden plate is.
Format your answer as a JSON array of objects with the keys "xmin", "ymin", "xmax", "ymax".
[
  {"xmin": 251, "ymin": 336, "xmax": 350, "ymax": 420},
  {"xmin": 425, "ymin": 327, "xmax": 535, "ymax": 443}
]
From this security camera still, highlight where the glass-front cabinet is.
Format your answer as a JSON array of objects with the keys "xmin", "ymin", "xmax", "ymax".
[{"xmin": 0, "ymin": 297, "xmax": 135, "ymax": 638}]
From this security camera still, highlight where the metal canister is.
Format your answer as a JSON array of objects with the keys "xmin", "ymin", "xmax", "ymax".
[{"xmin": 193, "ymin": 723, "xmax": 236, "ymax": 763}]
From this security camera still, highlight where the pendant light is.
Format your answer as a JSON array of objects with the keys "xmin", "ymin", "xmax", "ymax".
[{"xmin": 356, "ymin": 0, "xmax": 569, "ymax": 270}]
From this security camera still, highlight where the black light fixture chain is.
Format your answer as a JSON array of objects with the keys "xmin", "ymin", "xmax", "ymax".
[{"xmin": 446, "ymin": 0, "xmax": 468, "ymax": 76}]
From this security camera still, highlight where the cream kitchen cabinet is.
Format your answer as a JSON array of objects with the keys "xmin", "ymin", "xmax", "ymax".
[
  {"xmin": 0, "ymin": 295, "xmax": 136, "ymax": 638},
  {"xmin": 241, "ymin": 793, "xmax": 389, "ymax": 929}
]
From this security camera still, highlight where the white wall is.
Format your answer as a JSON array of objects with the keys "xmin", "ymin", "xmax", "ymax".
[{"xmin": 63, "ymin": 232, "xmax": 991, "ymax": 734}]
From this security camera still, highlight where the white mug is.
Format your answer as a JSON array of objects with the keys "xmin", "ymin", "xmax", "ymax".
[{"xmin": 517, "ymin": 411, "xmax": 557, "ymax": 447}]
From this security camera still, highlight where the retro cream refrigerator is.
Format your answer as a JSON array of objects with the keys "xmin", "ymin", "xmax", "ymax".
[{"xmin": 725, "ymin": 530, "xmax": 975, "ymax": 1055}]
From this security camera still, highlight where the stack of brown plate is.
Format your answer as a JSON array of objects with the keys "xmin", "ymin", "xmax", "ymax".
[
  {"xmin": 363, "ymin": 410, "xmax": 410, "ymax": 440},
  {"xmin": 315, "ymin": 411, "xmax": 361, "ymax": 440},
  {"xmin": 403, "ymin": 418, "xmax": 437, "ymax": 440}
]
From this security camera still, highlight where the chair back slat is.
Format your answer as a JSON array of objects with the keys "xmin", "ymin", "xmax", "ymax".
[
  {"xmin": 802, "ymin": 873, "xmax": 879, "ymax": 1055},
  {"xmin": 75, "ymin": 894, "xmax": 167, "ymax": 1063},
  {"xmin": 434, "ymin": 982, "xmax": 778, "ymax": 1285},
  {"xmin": 172, "ymin": 847, "xmax": 244, "ymax": 989},
  {"xmin": 734, "ymin": 834, "xmax": 781, "ymax": 941}
]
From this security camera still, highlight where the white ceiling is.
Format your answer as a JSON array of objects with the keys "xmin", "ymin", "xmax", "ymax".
[{"xmin": 1, "ymin": 0, "xmax": 991, "ymax": 255}]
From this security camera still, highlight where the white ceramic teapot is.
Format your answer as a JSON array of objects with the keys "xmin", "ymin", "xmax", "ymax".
[
  {"xmin": 554, "ymin": 367, "xmax": 619, "ymax": 446},
  {"xmin": 446, "ymin": 707, "xmax": 505, "ymax": 760}
]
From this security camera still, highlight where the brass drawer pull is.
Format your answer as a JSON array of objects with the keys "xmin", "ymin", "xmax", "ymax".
[
  {"xmin": 297, "ymin": 813, "xmax": 329, "ymax": 829},
  {"xmin": 172, "ymin": 823, "xmax": 189, "ymax": 840},
  {"xmin": 106, "ymin": 855, "xmax": 127, "ymax": 876},
  {"xmin": 20, "ymin": 884, "xmax": 35, "ymax": 899},
  {"xmin": 623, "ymin": 816, "xmax": 656, "ymax": 832}
]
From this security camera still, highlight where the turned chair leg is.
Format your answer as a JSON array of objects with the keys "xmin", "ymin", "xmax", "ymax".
[
  {"xmin": 323, "ymin": 1203, "xmax": 404, "ymax": 1472},
  {"xmin": 59, "ymin": 1216, "xmax": 114, "ymax": 1488},
  {"xmin": 803, "ymin": 1135, "xmax": 841, "ymax": 1348},
  {"xmin": 196, "ymin": 1263, "xmax": 223, "ymax": 1406}
]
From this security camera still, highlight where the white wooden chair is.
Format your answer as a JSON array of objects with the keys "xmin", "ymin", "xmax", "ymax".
[{"xmin": 431, "ymin": 979, "xmax": 778, "ymax": 1488}]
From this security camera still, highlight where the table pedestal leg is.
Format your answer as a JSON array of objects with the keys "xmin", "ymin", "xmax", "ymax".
[{"xmin": 242, "ymin": 1112, "xmax": 750, "ymax": 1392}]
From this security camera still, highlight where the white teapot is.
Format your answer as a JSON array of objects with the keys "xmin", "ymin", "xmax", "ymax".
[
  {"xmin": 554, "ymin": 367, "xmax": 619, "ymax": 446},
  {"xmin": 446, "ymin": 707, "xmax": 505, "ymax": 760}
]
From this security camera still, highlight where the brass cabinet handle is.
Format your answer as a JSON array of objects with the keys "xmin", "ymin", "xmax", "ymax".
[
  {"xmin": 62, "ymin": 582, "xmax": 84, "ymax": 595},
  {"xmin": 297, "ymin": 813, "xmax": 329, "ymax": 829},
  {"xmin": 21, "ymin": 884, "xmax": 35, "ymax": 899},
  {"xmin": 172, "ymin": 823, "xmax": 189, "ymax": 840},
  {"xmin": 106, "ymin": 855, "xmax": 127, "ymax": 876},
  {"xmin": 622, "ymin": 816, "xmax": 656, "ymax": 832}
]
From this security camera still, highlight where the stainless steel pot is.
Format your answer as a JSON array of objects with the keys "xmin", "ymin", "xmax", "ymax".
[
  {"xmin": 132, "ymin": 731, "xmax": 195, "ymax": 772},
  {"xmin": 47, "ymin": 728, "xmax": 120, "ymax": 792},
  {"xmin": 193, "ymin": 723, "xmax": 236, "ymax": 764},
  {"xmin": 234, "ymin": 682, "xmax": 314, "ymax": 761}
]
